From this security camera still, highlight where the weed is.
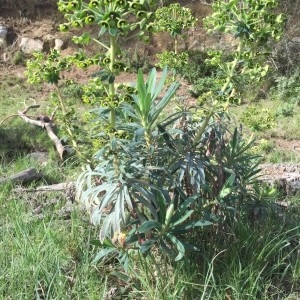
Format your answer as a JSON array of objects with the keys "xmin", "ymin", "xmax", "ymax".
[
  {"xmin": 241, "ymin": 106, "xmax": 276, "ymax": 132},
  {"xmin": 12, "ymin": 51, "xmax": 24, "ymax": 65},
  {"xmin": 276, "ymin": 102, "xmax": 295, "ymax": 117}
]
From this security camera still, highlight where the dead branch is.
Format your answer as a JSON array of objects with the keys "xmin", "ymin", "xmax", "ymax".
[
  {"xmin": 17, "ymin": 105, "xmax": 68, "ymax": 160},
  {"xmin": 1, "ymin": 104, "xmax": 67, "ymax": 160},
  {"xmin": 13, "ymin": 182, "xmax": 76, "ymax": 202},
  {"xmin": 0, "ymin": 167, "xmax": 42, "ymax": 184},
  {"xmin": 13, "ymin": 182, "xmax": 75, "ymax": 193}
]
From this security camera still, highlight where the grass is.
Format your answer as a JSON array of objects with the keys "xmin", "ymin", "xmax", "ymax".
[
  {"xmin": 0, "ymin": 184, "xmax": 106, "ymax": 299},
  {"xmin": 1, "ymin": 180, "xmax": 300, "ymax": 299},
  {"xmin": 229, "ymin": 96, "xmax": 300, "ymax": 163}
]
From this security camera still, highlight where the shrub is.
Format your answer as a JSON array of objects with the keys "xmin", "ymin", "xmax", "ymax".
[
  {"xmin": 241, "ymin": 106, "xmax": 276, "ymax": 131},
  {"xmin": 189, "ymin": 76, "xmax": 220, "ymax": 98},
  {"xmin": 12, "ymin": 51, "xmax": 24, "ymax": 65},
  {"xmin": 276, "ymin": 102, "xmax": 295, "ymax": 117},
  {"xmin": 273, "ymin": 68, "xmax": 300, "ymax": 105}
]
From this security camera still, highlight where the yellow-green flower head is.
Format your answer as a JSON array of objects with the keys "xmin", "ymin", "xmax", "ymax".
[
  {"xmin": 73, "ymin": 52, "xmax": 85, "ymax": 61},
  {"xmin": 99, "ymin": 20, "xmax": 110, "ymax": 28},
  {"xmin": 102, "ymin": 57, "xmax": 111, "ymax": 64},
  {"xmin": 67, "ymin": 1, "xmax": 80, "ymax": 10},
  {"xmin": 108, "ymin": 11, "xmax": 121, "ymax": 20},
  {"xmin": 126, "ymin": 86, "xmax": 135, "ymax": 93},
  {"xmin": 58, "ymin": 61, "xmax": 67, "ymax": 69},
  {"xmin": 116, "ymin": 0, "xmax": 127, "ymax": 7},
  {"xmin": 112, "ymin": 95, "xmax": 120, "ymax": 105},
  {"xmin": 86, "ymin": 58, "xmax": 95, "ymax": 66},
  {"xmin": 129, "ymin": 1, "xmax": 140, "ymax": 10},
  {"xmin": 117, "ymin": 19, "xmax": 127, "ymax": 28},
  {"xmin": 89, "ymin": 0, "xmax": 101, "ymax": 8},
  {"xmin": 59, "ymin": 23, "xmax": 70, "ymax": 32},
  {"xmin": 113, "ymin": 62, "xmax": 122, "ymax": 70},
  {"xmin": 65, "ymin": 79, "xmax": 74, "ymax": 85},
  {"xmin": 79, "ymin": 61, "xmax": 89, "ymax": 68},
  {"xmin": 72, "ymin": 20, "xmax": 83, "ymax": 28},
  {"xmin": 123, "ymin": 94, "xmax": 134, "ymax": 103},
  {"xmin": 137, "ymin": 10, "xmax": 147, "ymax": 19},
  {"xmin": 85, "ymin": 15, "xmax": 95, "ymax": 24}
]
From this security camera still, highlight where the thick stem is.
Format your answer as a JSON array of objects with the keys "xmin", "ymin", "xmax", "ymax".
[
  {"xmin": 109, "ymin": 35, "xmax": 117, "ymax": 129},
  {"xmin": 108, "ymin": 35, "xmax": 120, "ymax": 175},
  {"xmin": 174, "ymin": 36, "xmax": 178, "ymax": 54}
]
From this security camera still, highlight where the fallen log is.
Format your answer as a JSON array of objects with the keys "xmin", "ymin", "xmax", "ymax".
[
  {"xmin": 0, "ymin": 167, "xmax": 42, "ymax": 184},
  {"xmin": 13, "ymin": 182, "xmax": 75, "ymax": 193},
  {"xmin": 13, "ymin": 182, "xmax": 76, "ymax": 201}
]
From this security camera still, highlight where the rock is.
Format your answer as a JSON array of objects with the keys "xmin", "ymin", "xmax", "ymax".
[
  {"xmin": 20, "ymin": 37, "xmax": 43, "ymax": 54},
  {"xmin": 27, "ymin": 151, "xmax": 48, "ymax": 164},
  {"xmin": 260, "ymin": 163, "xmax": 300, "ymax": 196},
  {"xmin": 2, "ymin": 52, "xmax": 9, "ymax": 62},
  {"xmin": 0, "ymin": 25, "xmax": 8, "ymax": 45},
  {"xmin": 54, "ymin": 38, "xmax": 64, "ymax": 51}
]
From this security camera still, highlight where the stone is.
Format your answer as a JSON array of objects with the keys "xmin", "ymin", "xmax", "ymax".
[
  {"xmin": 20, "ymin": 37, "xmax": 43, "ymax": 54},
  {"xmin": 260, "ymin": 163, "xmax": 300, "ymax": 196},
  {"xmin": 54, "ymin": 38, "xmax": 64, "ymax": 51},
  {"xmin": 2, "ymin": 52, "xmax": 9, "ymax": 62},
  {"xmin": 0, "ymin": 25, "xmax": 8, "ymax": 45},
  {"xmin": 27, "ymin": 151, "xmax": 48, "ymax": 164}
]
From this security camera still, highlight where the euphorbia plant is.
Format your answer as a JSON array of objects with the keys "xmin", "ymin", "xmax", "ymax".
[
  {"xmin": 26, "ymin": 0, "xmax": 156, "ymax": 161},
  {"xmin": 193, "ymin": 0, "xmax": 286, "ymax": 145},
  {"xmin": 154, "ymin": 3, "xmax": 197, "ymax": 79}
]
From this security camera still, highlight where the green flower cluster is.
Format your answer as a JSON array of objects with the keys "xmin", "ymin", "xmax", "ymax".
[
  {"xmin": 26, "ymin": 50, "xmax": 70, "ymax": 84},
  {"xmin": 156, "ymin": 51, "xmax": 188, "ymax": 71},
  {"xmin": 57, "ymin": 0, "xmax": 154, "ymax": 35},
  {"xmin": 155, "ymin": 3, "xmax": 197, "ymax": 38},
  {"xmin": 82, "ymin": 78, "xmax": 137, "ymax": 108},
  {"xmin": 204, "ymin": 0, "xmax": 286, "ymax": 44}
]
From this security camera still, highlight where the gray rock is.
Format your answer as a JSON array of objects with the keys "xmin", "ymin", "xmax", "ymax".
[
  {"xmin": 27, "ymin": 151, "xmax": 48, "ymax": 164},
  {"xmin": 20, "ymin": 37, "xmax": 43, "ymax": 54},
  {"xmin": 0, "ymin": 25, "xmax": 8, "ymax": 45},
  {"xmin": 54, "ymin": 38, "xmax": 64, "ymax": 51},
  {"xmin": 260, "ymin": 163, "xmax": 300, "ymax": 196}
]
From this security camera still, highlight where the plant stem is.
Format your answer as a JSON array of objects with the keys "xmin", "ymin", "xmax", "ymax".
[
  {"xmin": 174, "ymin": 36, "xmax": 178, "ymax": 54},
  {"xmin": 109, "ymin": 35, "xmax": 117, "ymax": 129},
  {"xmin": 108, "ymin": 35, "xmax": 121, "ymax": 175},
  {"xmin": 92, "ymin": 38, "xmax": 110, "ymax": 50}
]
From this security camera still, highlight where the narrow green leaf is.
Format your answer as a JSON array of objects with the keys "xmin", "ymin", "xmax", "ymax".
[
  {"xmin": 171, "ymin": 209, "xmax": 194, "ymax": 227},
  {"xmin": 92, "ymin": 248, "xmax": 116, "ymax": 264},
  {"xmin": 112, "ymin": 271, "xmax": 131, "ymax": 283},
  {"xmin": 90, "ymin": 239, "xmax": 102, "ymax": 247},
  {"xmin": 172, "ymin": 220, "xmax": 213, "ymax": 233},
  {"xmin": 166, "ymin": 233, "xmax": 185, "ymax": 261},
  {"xmin": 170, "ymin": 194, "xmax": 198, "ymax": 222},
  {"xmin": 138, "ymin": 220, "xmax": 162, "ymax": 233},
  {"xmin": 156, "ymin": 191, "xmax": 167, "ymax": 224},
  {"xmin": 140, "ymin": 239, "xmax": 156, "ymax": 253}
]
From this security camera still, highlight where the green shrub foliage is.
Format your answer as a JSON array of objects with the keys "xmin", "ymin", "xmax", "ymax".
[{"xmin": 25, "ymin": 0, "xmax": 284, "ymax": 267}]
